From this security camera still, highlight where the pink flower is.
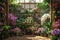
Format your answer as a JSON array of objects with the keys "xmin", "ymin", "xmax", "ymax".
[
  {"xmin": 55, "ymin": 20, "xmax": 60, "ymax": 28},
  {"xmin": 10, "ymin": 27, "xmax": 21, "ymax": 33},
  {"xmin": 14, "ymin": 27, "xmax": 21, "ymax": 32},
  {"xmin": 11, "ymin": 16, "xmax": 17, "ymax": 21},
  {"xmin": 8, "ymin": 13, "xmax": 13, "ymax": 19},
  {"xmin": 35, "ymin": 27, "xmax": 44, "ymax": 33},
  {"xmin": 38, "ymin": 27, "xmax": 44, "ymax": 32}
]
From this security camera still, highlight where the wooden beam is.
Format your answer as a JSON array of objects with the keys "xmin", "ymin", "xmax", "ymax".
[
  {"xmin": 50, "ymin": 0, "xmax": 53, "ymax": 22},
  {"xmin": 5, "ymin": 0, "xmax": 9, "ymax": 25}
]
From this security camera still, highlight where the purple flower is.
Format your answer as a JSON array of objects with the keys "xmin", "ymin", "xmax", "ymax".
[
  {"xmin": 8, "ymin": 13, "xmax": 17, "ymax": 26},
  {"xmin": 8, "ymin": 13, "xmax": 13, "ymax": 17},
  {"xmin": 8, "ymin": 14, "xmax": 17, "ymax": 21},
  {"xmin": 51, "ymin": 29, "xmax": 59, "ymax": 35},
  {"xmin": 8, "ymin": 13, "xmax": 13, "ymax": 19}
]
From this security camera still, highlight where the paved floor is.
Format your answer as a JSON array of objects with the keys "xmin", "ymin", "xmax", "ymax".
[{"xmin": 4, "ymin": 35, "xmax": 51, "ymax": 40}]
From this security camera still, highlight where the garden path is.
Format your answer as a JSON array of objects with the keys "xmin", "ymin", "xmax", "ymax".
[{"xmin": 4, "ymin": 35, "xmax": 51, "ymax": 40}]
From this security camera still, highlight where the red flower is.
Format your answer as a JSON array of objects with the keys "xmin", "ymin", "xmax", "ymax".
[{"xmin": 54, "ymin": 3, "xmax": 60, "ymax": 8}]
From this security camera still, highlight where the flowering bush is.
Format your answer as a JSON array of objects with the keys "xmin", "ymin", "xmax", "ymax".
[
  {"xmin": 14, "ymin": 27, "xmax": 21, "ymax": 33},
  {"xmin": 10, "ymin": 27, "xmax": 21, "ymax": 33},
  {"xmin": 35, "ymin": 27, "xmax": 50, "ymax": 37},
  {"xmin": 10, "ymin": 27, "xmax": 22, "ymax": 36},
  {"xmin": 8, "ymin": 13, "xmax": 17, "ymax": 26},
  {"xmin": 8, "ymin": 14, "xmax": 17, "ymax": 21}
]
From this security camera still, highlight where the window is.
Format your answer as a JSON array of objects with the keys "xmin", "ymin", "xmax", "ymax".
[
  {"xmin": 25, "ymin": 0, "xmax": 29, "ymax": 3},
  {"xmin": 17, "ymin": 0, "xmax": 43, "ymax": 10}
]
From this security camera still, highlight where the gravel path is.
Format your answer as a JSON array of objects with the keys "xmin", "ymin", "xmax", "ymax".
[{"xmin": 4, "ymin": 35, "xmax": 51, "ymax": 40}]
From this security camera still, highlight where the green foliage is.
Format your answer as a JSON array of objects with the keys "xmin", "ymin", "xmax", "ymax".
[
  {"xmin": 16, "ymin": 20, "xmax": 25, "ymax": 28},
  {"xmin": 44, "ymin": 21, "xmax": 52, "ymax": 29},
  {"xmin": 16, "ymin": 17, "xmax": 34, "ymax": 28},
  {"xmin": 16, "ymin": 13, "xmax": 26, "ymax": 28},
  {"xmin": 25, "ymin": 9, "xmax": 35, "ymax": 14},
  {"xmin": 0, "ymin": 26, "xmax": 10, "ymax": 39},
  {"xmin": 10, "ymin": 0, "xmax": 18, "ymax": 4},
  {"xmin": 43, "ymin": 0, "xmax": 50, "ymax": 3},
  {"xmin": 10, "ymin": 4, "xmax": 18, "ymax": 11},
  {"xmin": 29, "ymin": 10, "xmax": 35, "ymax": 14},
  {"xmin": 10, "ymin": 0, "xmax": 14, "ymax": 3},
  {"xmin": 25, "ymin": 9, "xmax": 29, "ymax": 14},
  {"xmin": 36, "ymin": 1, "xmax": 50, "ymax": 19},
  {"xmin": 37, "ymin": 2, "xmax": 48, "ymax": 10},
  {"xmin": 9, "ymin": 0, "xmax": 21, "ymax": 13},
  {"xmin": 3, "ymin": 26, "xmax": 10, "ymax": 30},
  {"xmin": 51, "ymin": 35, "xmax": 58, "ymax": 40},
  {"xmin": 44, "ymin": 27, "xmax": 51, "ymax": 34},
  {"xmin": 9, "ymin": 4, "xmax": 19, "ymax": 13}
]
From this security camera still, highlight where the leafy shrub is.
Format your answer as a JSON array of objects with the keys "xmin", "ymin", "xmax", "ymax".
[{"xmin": 3, "ymin": 26, "xmax": 10, "ymax": 30}]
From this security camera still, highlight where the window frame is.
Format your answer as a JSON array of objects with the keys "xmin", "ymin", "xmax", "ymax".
[{"xmin": 18, "ymin": 0, "xmax": 42, "ymax": 10}]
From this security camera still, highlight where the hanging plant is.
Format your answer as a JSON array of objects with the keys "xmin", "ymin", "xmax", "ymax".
[
  {"xmin": 10, "ymin": 0, "xmax": 15, "ymax": 4},
  {"xmin": 37, "ymin": 0, "xmax": 49, "ymax": 10},
  {"xmin": 43, "ymin": 0, "xmax": 50, "ymax": 3},
  {"xmin": 10, "ymin": 0, "xmax": 20, "ymax": 4},
  {"xmin": 37, "ymin": 2, "xmax": 47, "ymax": 9}
]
